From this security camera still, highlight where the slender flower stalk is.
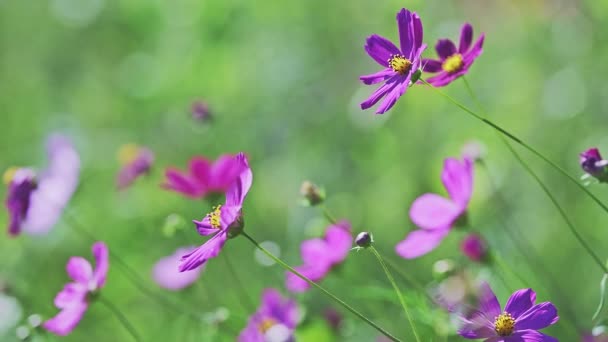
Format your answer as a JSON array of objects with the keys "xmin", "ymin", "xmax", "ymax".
[
  {"xmin": 98, "ymin": 296, "xmax": 142, "ymax": 342},
  {"xmin": 241, "ymin": 231, "xmax": 402, "ymax": 342},
  {"xmin": 421, "ymin": 78, "xmax": 608, "ymax": 274},
  {"xmin": 369, "ymin": 246, "xmax": 421, "ymax": 342}
]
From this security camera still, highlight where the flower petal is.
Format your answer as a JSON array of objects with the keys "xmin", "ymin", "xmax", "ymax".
[
  {"xmin": 91, "ymin": 241, "xmax": 109, "ymax": 288},
  {"xmin": 66, "ymin": 257, "xmax": 93, "ymax": 284},
  {"xmin": 286, "ymin": 264, "xmax": 329, "ymax": 293},
  {"xmin": 210, "ymin": 154, "xmax": 245, "ymax": 191},
  {"xmin": 375, "ymin": 76, "xmax": 408, "ymax": 114},
  {"xmin": 505, "ymin": 288, "xmax": 536, "ymax": 319},
  {"xmin": 189, "ymin": 157, "xmax": 212, "ymax": 184},
  {"xmin": 153, "ymin": 246, "xmax": 202, "ymax": 290},
  {"xmin": 478, "ymin": 282, "xmax": 502, "ymax": 318},
  {"xmin": 441, "ymin": 157, "xmax": 473, "ymax": 209},
  {"xmin": 225, "ymin": 153, "xmax": 252, "ymax": 207},
  {"xmin": 422, "ymin": 59, "xmax": 443, "ymax": 73},
  {"xmin": 54, "ymin": 283, "xmax": 87, "ymax": 309},
  {"xmin": 364, "ymin": 34, "xmax": 400, "ymax": 67},
  {"xmin": 515, "ymin": 302, "xmax": 559, "ymax": 331},
  {"xmin": 507, "ymin": 330, "xmax": 558, "ymax": 342},
  {"xmin": 435, "ymin": 39, "xmax": 457, "ymax": 60},
  {"xmin": 395, "ymin": 227, "xmax": 450, "ymax": 259},
  {"xmin": 324, "ymin": 221, "xmax": 353, "ymax": 264},
  {"xmin": 360, "ymin": 75, "xmax": 401, "ymax": 111},
  {"xmin": 459, "ymin": 23, "xmax": 474, "ymax": 53},
  {"xmin": 397, "ymin": 8, "xmax": 414, "ymax": 57},
  {"xmin": 163, "ymin": 168, "xmax": 203, "ymax": 198},
  {"xmin": 359, "ymin": 68, "xmax": 395, "ymax": 85},
  {"xmin": 409, "ymin": 193, "xmax": 462, "ymax": 230},
  {"xmin": 457, "ymin": 310, "xmax": 495, "ymax": 339},
  {"xmin": 179, "ymin": 232, "xmax": 228, "ymax": 272},
  {"xmin": 43, "ymin": 302, "xmax": 88, "ymax": 336}
]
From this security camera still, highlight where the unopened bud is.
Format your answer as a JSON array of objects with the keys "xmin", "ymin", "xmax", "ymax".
[
  {"xmin": 355, "ymin": 232, "xmax": 373, "ymax": 248},
  {"xmin": 460, "ymin": 233, "xmax": 488, "ymax": 262},
  {"xmin": 300, "ymin": 181, "xmax": 325, "ymax": 206},
  {"xmin": 410, "ymin": 68, "xmax": 422, "ymax": 85},
  {"xmin": 192, "ymin": 100, "xmax": 212, "ymax": 122}
]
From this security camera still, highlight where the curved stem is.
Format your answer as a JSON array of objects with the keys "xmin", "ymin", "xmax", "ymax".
[
  {"xmin": 98, "ymin": 296, "xmax": 142, "ymax": 342},
  {"xmin": 421, "ymin": 78, "xmax": 608, "ymax": 216},
  {"xmin": 241, "ymin": 232, "xmax": 401, "ymax": 342},
  {"xmin": 321, "ymin": 204, "xmax": 338, "ymax": 224},
  {"xmin": 370, "ymin": 246, "xmax": 421, "ymax": 342},
  {"xmin": 423, "ymin": 78, "xmax": 608, "ymax": 273}
]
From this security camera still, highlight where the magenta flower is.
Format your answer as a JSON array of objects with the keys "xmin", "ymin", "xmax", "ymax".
[
  {"xmin": 360, "ymin": 8, "xmax": 426, "ymax": 114},
  {"xmin": 239, "ymin": 289, "xmax": 298, "ymax": 342},
  {"xmin": 580, "ymin": 148, "xmax": 608, "ymax": 183},
  {"xmin": 460, "ymin": 233, "xmax": 488, "ymax": 262},
  {"xmin": 179, "ymin": 153, "xmax": 252, "ymax": 272},
  {"xmin": 153, "ymin": 246, "xmax": 203, "ymax": 290},
  {"xmin": 116, "ymin": 144, "xmax": 154, "ymax": 190},
  {"xmin": 4, "ymin": 134, "xmax": 80, "ymax": 236},
  {"xmin": 396, "ymin": 157, "xmax": 473, "ymax": 258},
  {"xmin": 163, "ymin": 154, "xmax": 245, "ymax": 199},
  {"xmin": 422, "ymin": 23, "xmax": 485, "ymax": 87},
  {"xmin": 286, "ymin": 221, "xmax": 352, "ymax": 293},
  {"xmin": 44, "ymin": 242, "xmax": 109, "ymax": 336},
  {"xmin": 459, "ymin": 283, "xmax": 558, "ymax": 341}
]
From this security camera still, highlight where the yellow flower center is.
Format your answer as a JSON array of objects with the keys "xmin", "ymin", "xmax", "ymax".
[
  {"xmin": 442, "ymin": 53, "xmax": 464, "ymax": 73},
  {"xmin": 117, "ymin": 143, "xmax": 141, "ymax": 165},
  {"xmin": 494, "ymin": 312, "xmax": 515, "ymax": 336},
  {"xmin": 207, "ymin": 205, "xmax": 222, "ymax": 229},
  {"xmin": 258, "ymin": 318, "xmax": 277, "ymax": 333},
  {"xmin": 388, "ymin": 54, "xmax": 412, "ymax": 75},
  {"xmin": 3, "ymin": 167, "xmax": 19, "ymax": 185}
]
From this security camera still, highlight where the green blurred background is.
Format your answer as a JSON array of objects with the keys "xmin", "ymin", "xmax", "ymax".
[{"xmin": 2, "ymin": 0, "xmax": 608, "ymax": 340}]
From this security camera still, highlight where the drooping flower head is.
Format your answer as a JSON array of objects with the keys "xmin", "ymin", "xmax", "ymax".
[
  {"xmin": 179, "ymin": 153, "xmax": 252, "ymax": 272},
  {"xmin": 153, "ymin": 246, "xmax": 203, "ymax": 290},
  {"xmin": 116, "ymin": 143, "xmax": 154, "ymax": 190},
  {"xmin": 163, "ymin": 154, "xmax": 245, "ymax": 199},
  {"xmin": 44, "ymin": 242, "xmax": 109, "ymax": 336},
  {"xmin": 396, "ymin": 157, "xmax": 473, "ymax": 258},
  {"xmin": 580, "ymin": 148, "xmax": 608, "ymax": 183},
  {"xmin": 286, "ymin": 221, "xmax": 352, "ymax": 293},
  {"xmin": 239, "ymin": 289, "xmax": 298, "ymax": 342},
  {"xmin": 4, "ymin": 134, "xmax": 80, "ymax": 236},
  {"xmin": 459, "ymin": 283, "xmax": 558, "ymax": 341},
  {"xmin": 422, "ymin": 23, "xmax": 485, "ymax": 87},
  {"xmin": 360, "ymin": 9, "xmax": 426, "ymax": 114}
]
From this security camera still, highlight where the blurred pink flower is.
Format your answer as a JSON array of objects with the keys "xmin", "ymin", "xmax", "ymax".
[
  {"xmin": 239, "ymin": 289, "xmax": 298, "ymax": 342},
  {"xmin": 153, "ymin": 246, "xmax": 203, "ymax": 290},
  {"xmin": 116, "ymin": 144, "xmax": 154, "ymax": 190}
]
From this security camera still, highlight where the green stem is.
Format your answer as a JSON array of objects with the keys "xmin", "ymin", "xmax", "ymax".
[
  {"xmin": 321, "ymin": 205, "xmax": 338, "ymax": 224},
  {"xmin": 383, "ymin": 257, "xmax": 432, "ymax": 302},
  {"xmin": 424, "ymin": 78, "xmax": 608, "ymax": 274},
  {"xmin": 98, "ymin": 296, "xmax": 142, "ymax": 342},
  {"xmin": 241, "ymin": 232, "xmax": 401, "ymax": 342},
  {"xmin": 421, "ymin": 78, "xmax": 608, "ymax": 216},
  {"xmin": 370, "ymin": 246, "xmax": 421, "ymax": 342}
]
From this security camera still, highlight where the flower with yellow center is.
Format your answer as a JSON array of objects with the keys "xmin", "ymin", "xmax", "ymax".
[
  {"xmin": 494, "ymin": 312, "xmax": 515, "ymax": 336},
  {"xmin": 442, "ymin": 53, "xmax": 464, "ymax": 73},
  {"xmin": 117, "ymin": 143, "xmax": 141, "ymax": 165},
  {"xmin": 206, "ymin": 205, "xmax": 222, "ymax": 229},
  {"xmin": 258, "ymin": 318, "xmax": 277, "ymax": 333},
  {"xmin": 388, "ymin": 54, "xmax": 413, "ymax": 75},
  {"xmin": 3, "ymin": 167, "xmax": 20, "ymax": 185}
]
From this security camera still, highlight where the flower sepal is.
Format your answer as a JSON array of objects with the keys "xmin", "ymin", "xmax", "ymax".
[{"xmin": 227, "ymin": 212, "xmax": 245, "ymax": 239}]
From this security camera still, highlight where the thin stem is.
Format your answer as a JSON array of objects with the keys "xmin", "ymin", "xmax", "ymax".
[
  {"xmin": 241, "ymin": 232, "xmax": 401, "ymax": 342},
  {"xmin": 321, "ymin": 205, "xmax": 338, "ymax": 224},
  {"xmin": 421, "ymin": 78, "xmax": 608, "ymax": 216},
  {"xmin": 370, "ymin": 246, "xmax": 421, "ymax": 342},
  {"xmin": 222, "ymin": 252, "xmax": 256, "ymax": 311},
  {"xmin": 383, "ymin": 257, "xmax": 432, "ymax": 302},
  {"xmin": 422, "ymin": 78, "xmax": 608, "ymax": 274},
  {"xmin": 98, "ymin": 296, "xmax": 142, "ymax": 342}
]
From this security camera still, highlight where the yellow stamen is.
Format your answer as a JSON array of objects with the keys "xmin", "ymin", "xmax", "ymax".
[
  {"xmin": 494, "ymin": 312, "xmax": 515, "ymax": 336},
  {"xmin": 258, "ymin": 318, "xmax": 277, "ymax": 333},
  {"xmin": 388, "ymin": 54, "xmax": 412, "ymax": 75},
  {"xmin": 3, "ymin": 167, "xmax": 19, "ymax": 185},
  {"xmin": 117, "ymin": 143, "xmax": 141, "ymax": 165},
  {"xmin": 442, "ymin": 53, "xmax": 464, "ymax": 73},
  {"xmin": 207, "ymin": 205, "xmax": 222, "ymax": 229}
]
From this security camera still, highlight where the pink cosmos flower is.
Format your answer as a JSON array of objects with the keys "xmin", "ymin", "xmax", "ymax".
[
  {"xmin": 163, "ymin": 154, "xmax": 245, "ymax": 199},
  {"xmin": 286, "ymin": 221, "xmax": 352, "ymax": 293},
  {"xmin": 44, "ymin": 242, "xmax": 109, "ymax": 336},
  {"xmin": 239, "ymin": 289, "xmax": 298, "ymax": 342},
  {"xmin": 153, "ymin": 246, "xmax": 203, "ymax": 290},
  {"xmin": 116, "ymin": 144, "xmax": 154, "ymax": 190},
  {"xmin": 179, "ymin": 153, "xmax": 252, "ymax": 272},
  {"xmin": 396, "ymin": 157, "xmax": 473, "ymax": 258}
]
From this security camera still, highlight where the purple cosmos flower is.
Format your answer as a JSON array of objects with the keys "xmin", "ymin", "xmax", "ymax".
[
  {"xmin": 192, "ymin": 100, "xmax": 212, "ymax": 122},
  {"xmin": 459, "ymin": 283, "xmax": 558, "ymax": 341},
  {"xmin": 360, "ymin": 8, "xmax": 426, "ymax": 114},
  {"xmin": 238, "ymin": 289, "xmax": 298, "ymax": 342},
  {"xmin": 396, "ymin": 157, "xmax": 473, "ymax": 258},
  {"xmin": 460, "ymin": 233, "xmax": 488, "ymax": 262},
  {"xmin": 422, "ymin": 23, "xmax": 485, "ymax": 87},
  {"xmin": 582, "ymin": 333, "xmax": 608, "ymax": 342},
  {"xmin": 153, "ymin": 246, "xmax": 203, "ymax": 290},
  {"xmin": 44, "ymin": 242, "xmax": 109, "ymax": 336},
  {"xmin": 116, "ymin": 144, "xmax": 154, "ymax": 190},
  {"xmin": 286, "ymin": 221, "xmax": 352, "ymax": 293},
  {"xmin": 580, "ymin": 148, "xmax": 608, "ymax": 183},
  {"xmin": 179, "ymin": 153, "xmax": 252, "ymax": 272},
  {"xmin": 4, "ymin": 134, "xmax": 80, "ymax": 236},
  {"xmin": 163, "ymin": 154, "xmax": 244, "ymax": 199}
]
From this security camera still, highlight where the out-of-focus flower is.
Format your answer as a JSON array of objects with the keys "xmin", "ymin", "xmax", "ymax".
[
  {"xmin": 324, "ymin": 308, "xmax": 343, "ymax": 332},
  {"xmin": 116, "ymin": 143, "xmax": 154, "ymax": 190},
  {"xmin": 580, "ymin": 148, "xmax": 608, "ymax": 183},
  {"xmin": 582, "ymin": 331, "xmax": 608, "ymax": 342},
  {"xmin": 179, "ymin": 153, "xmax": 252, "ymax": 272},
  {"xmin": 153, "ymin": 246, "xmax": 203, "ymax": 290},
  {"xmin": 44, "ymin": 242, "xmax": 109, "ymax": 336},
  {"xmin": 299, "ymin": 181, "xmax": 325, "ymax": 206},
  {"xmin": 238, "ymin": 289, "xmax": 298, "ymax": 342},
  {"xmin": 286, "ymin": 221, "xmax": 352, "ymax": 293},
  {"xmin": 192, "ymin": 100, "xmax": 212, "ymax": 122},
  {"xmin": 163, "ymin": 154, "xmax": 244, "ymax": 199},
  {"xmin": 461, "ymin": 140, "xmax": 487, "ymax": 162},
  {"xmin": 4, "ymin": 134, "xmax": 80, "ymax": 236},
  {"xmin": 458, "ymin": 283, "xmax": 558, "ymax": 341},
  {"xmin": 360, "ymin": 8, "xmax": 426, "ymax": 114},
  {"xmin": 0, "ymin": 293, "xmax": 22, "ymax": 335},
  {"xmin": 396, "ymin": 157, "xmax": 473, "ymax": 258},
  {"xmin": 422, "ymin": 23, "xmax": 484, "ymax": 87},
  {"xmin": 460, "ymin": 233, "xmax": 488, "ymax": 262}
]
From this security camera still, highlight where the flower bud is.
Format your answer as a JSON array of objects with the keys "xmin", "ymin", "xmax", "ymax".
[
  {"xmin": 300, "ymin": 181, "xmax": 325, "ymax": 206},
  {"xmin": 355, "ymin": 231, "xmax": 373, "ymax": 248},
  {"xmin": 410, "ymin": 68, "xmax": 422, "ymax": 85},
  {"xmin": 192, "ymin": 100, "xmax": 212, "ymax": 123},
  {"xmin": 580, "ymin": 148, "xmax": 608, "ymax": 182},
  {"xmin": 460, "ymin": 233, "xmax": 488, "ymax": 262}
]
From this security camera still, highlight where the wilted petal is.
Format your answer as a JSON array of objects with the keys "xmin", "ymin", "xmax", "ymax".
[{"xmin": 395, "ymin": 228, "xmax": 449, "ymax": 259}]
